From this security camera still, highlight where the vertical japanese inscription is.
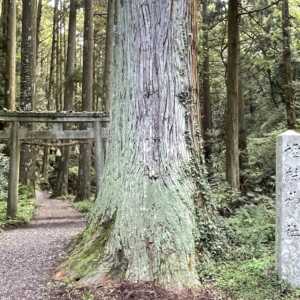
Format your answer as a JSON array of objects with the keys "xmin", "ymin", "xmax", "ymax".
[{"xmin": 277, "ymin": 130, "xmax": 300, "ymax": 287}]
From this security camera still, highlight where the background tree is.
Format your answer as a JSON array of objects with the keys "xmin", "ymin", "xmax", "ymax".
[
  {"xmin": 281, "ymin": 0, "xmax": 296, "ymax": 129},
  {"xmin": 55, "ymin": 0, "xmax": 78, "ymax": 196},
  {"xmin": 225, "ymin": 0, "xmax": 240, "ymax": 190},
  {"xmin": 19, "ymin": 0, "xmax": 37, "ymax": 185},
  {"xmin": 2, "ymin": 0, "xmax": 16, "ymax": 111},
  {"xmin": 102, "ymin": 0, "xmax": 115, "ymax": 113},
  {"xmin": 77, "ymin": 0, "xmax": 94, "ymax": 201},
  {"xmin": 0, "ymin": 0, "xmax": 9, "ymax": 109},
  {"xmin": 201, "ymin": 0, "xmax": 212, "ymax": 161}
]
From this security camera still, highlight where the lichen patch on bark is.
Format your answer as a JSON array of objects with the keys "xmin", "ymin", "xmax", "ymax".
[{"xmin": 65, "ymin": 0, "xmax": 201, "ymax": 289}]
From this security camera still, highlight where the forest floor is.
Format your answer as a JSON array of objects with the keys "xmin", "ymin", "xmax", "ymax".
[
  {"xmin": 0, "ymin": 190, "xmax": 218, "ymax": 300},
  {"xmin": 0, "ymin": 190, "xmax": 85, "ymax": 300},
  {"xmin": 50, "ymin": 281, "xmax": 219, "ymax": 300}
]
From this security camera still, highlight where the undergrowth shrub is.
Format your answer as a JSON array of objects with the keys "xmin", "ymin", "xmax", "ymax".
[
  {"xmin": 0, "ymin": 185, "xmax": 36, "ymax": 226},
  {"xmin": 196, "ymin": 130, "xmax": 300, "ymax": 299},
  {"xmin": 0, "ymin": 149, "xmax": 9, "ymax": 201}
]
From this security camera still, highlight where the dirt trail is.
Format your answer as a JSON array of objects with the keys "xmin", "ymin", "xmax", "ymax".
[{"xmin": 0, "ymin": 191, "xmax": 85, "ymax": 300}]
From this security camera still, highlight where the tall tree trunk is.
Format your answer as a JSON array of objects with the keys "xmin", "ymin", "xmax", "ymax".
[
  {"xmin": 36, "ymin": 0, "xmax": 42, "ymax": 59},
  {"xmin": 4, "ymin": 0, "xmax": 16, "ymax": 111},
  {"xmin": 43, "ymin": 0, "xmax": 59, "ymax": 182},
  {"xmin": 201, "ymin": 0, "xmax": 212, "ymax": 161},
  {"xmin": 20, "ymin": 0, "xmax": 37, "ymax": 185},
  {"xmin": 56, "ymin": 0, "xmax": 77, "ymax": 196},
  {"xmin": 282, "ymin": 0, "xmax": 296, "ymax": 129},
  {"xmin": 55, "ymin": 8, "xmax": 61, "ymax": 111},
  {"xmin": 48, "ymin": 0, "xmax": 59, "ymax": 111},
  {"xmin": 66, "ymin": 0, "xmax": 200, "ymax": 288},
  {"xmin": 64, "ymin": 0, "xmax": 77, "ymax": 113},
  {"xmin": 102, "ymin": 0, "xmax": 115, "ymax": 113},
  {"xmin": 58, "ymin": 0, "xmax": 64, "ymax": 110},
  {"xmin": 76, "ymin": 0, "xmax": 94, "ymax": 201},
  {"xmin": 225, "ymin": 0, "xmax": 240, "ymax": 190},
  {"xmin": 238, "ymin": 36, "xmax": 248, "ymax": 188},
  {"xmin": 190, "ymin": 0, "xmax": 202, "ymax": 153},
  {"xmin": 0, "ymin": 0, "xmax": 9, "ymax": 109}
]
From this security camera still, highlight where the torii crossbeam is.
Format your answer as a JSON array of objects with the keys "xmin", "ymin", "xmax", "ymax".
[{"xmin": 0, "ymin": 111, "xmax": 110, "ymax": 219}]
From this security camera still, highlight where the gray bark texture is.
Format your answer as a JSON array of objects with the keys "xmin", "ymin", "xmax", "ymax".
[{"xmin": 67, "ymin": 0, "xmax": 200, "ymax": 289}]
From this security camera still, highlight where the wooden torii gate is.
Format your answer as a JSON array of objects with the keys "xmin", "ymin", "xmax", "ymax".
[{"xmin": 0, "ymin": 111, "xmax": 109, "ymax": 218}]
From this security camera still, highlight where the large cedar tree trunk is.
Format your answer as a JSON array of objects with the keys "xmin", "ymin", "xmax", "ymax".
[
  {"xmin": 67, "ymin": 0, "xmax": 200, "ymax": 288},
  {"xmin": 77, "ymin": 0, "xmax": 94, "ymax": 201}
]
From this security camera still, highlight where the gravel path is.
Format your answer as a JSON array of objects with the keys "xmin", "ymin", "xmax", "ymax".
[{"xmin": 0, "ymin": 191, "xmax": 85, "ymax": 300}]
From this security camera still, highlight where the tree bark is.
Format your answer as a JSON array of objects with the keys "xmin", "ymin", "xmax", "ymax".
[
  {"xmin": 0, "ymin": 0, "xmax": 9, "ymax": 109},
  {"xmin": 201, "ymin": 0, "xmax": 212, "ymax": 161},
  {"xmin": 48, "ymin": 0, "xmax": 59, "ymax": 111},
  {"xmin": 4, "ymin": 0, "xmax": 16, "ymax": 111},
  {"xmin": 55, "ymin": 8, "xmax": 61, "ymax": 111},
  {"xmin": 190, "ymin": 0, "xmax": 202, "ymax": 153},
  {"xmin": 76, "ymin": 0, "xmax": 94, "ymax": 201},
  {"xmin": 102, "ymin": 0, "xmax": 115, "ymax": 113},
  {"xmin": 20, "ymin": 0, "xmax": 37, "ymax": 185},
  {"xmin": 42, "ymin": 0, "xmax": 59, "ymax": 182},
  {"xmin": 282, "ymin": 0, "xmax": 296, "ymax": 129},
  {"xmin": 20, "ymin": 0, "xmax": 37, "ymax": 111},
  {"xmin": 66, "ymin": 0, "xmax": 200, "ymax": 288},
  {"xmin": 36, "ymin": 0, "xmax": 43, "ymax": 59},
  {"xmin": 56, "ymin": 0, "xmax": 77, "ymax": 196},
  {"xmin": 225, "ymin": 0, "xmax": 240, "ymax": 190}
]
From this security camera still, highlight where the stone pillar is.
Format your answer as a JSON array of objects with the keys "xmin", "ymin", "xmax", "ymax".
[{"xmin": 277, "ymin": 130, "xmax": 300, "ymax": 287}]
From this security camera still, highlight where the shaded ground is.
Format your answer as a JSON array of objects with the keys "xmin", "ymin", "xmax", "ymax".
[
  {"xmin": 50, "ymin": 281, "xmax": 221, "ymax": 300},
  {"xmin": 0, "ymin": 191, "xmax": 85, "ymax": 300}
]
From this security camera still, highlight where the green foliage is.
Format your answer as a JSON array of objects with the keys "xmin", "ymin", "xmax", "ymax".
[
  {"xmin": 0, "ymin": 150, "xmax": 9, "ymax": 201},
  {"xmin": 199, "ymin": 200, "xmax": 300, "ymax": 300},
  {"xmin": 197, "ymin": 132, "xmax": 300, "ymax": 299},
  {"xmin": 73, "ymin": 200, "xmax": 93, "ymax": 215},
  {"xmin": 187, "ymin": 154, "xmax": 234, "ymax": 263},
  {"xmin": 227, "ymin": 204, "xmax": 275, "ymax": 259},
  {"xmin": 210, "ymin": 256, "xmax": 297, "ymax": 300},
  {"xmin": 247, "ymin": 130, "xmax": 283, "ymax": 191},
  {"xmin": 0, "ymin": 185, "xmax": 36, "ymax": 227}
]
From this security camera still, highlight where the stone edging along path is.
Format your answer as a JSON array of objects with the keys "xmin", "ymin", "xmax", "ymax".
[{"xmin": 0, "ymin": 191, "xmax": 85, "ymax": 300}]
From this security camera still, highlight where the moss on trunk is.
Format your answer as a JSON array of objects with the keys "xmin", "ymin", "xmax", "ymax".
[{"xmin": 65, "ymin": 0, "xmax": 201, "ymax": 289}]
